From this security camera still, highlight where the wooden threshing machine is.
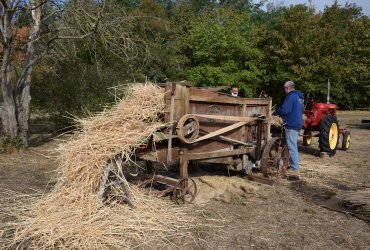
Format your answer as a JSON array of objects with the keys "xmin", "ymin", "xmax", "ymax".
[{"xmin": 102, "ymin": 83, "xmax": 289, "ymax": 205}]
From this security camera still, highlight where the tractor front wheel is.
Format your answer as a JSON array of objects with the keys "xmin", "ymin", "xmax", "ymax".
[
  {"xmin": 342, "ymin": 131, "xmax": 351, "ymax": 151},
  {"xmin": 319, "ymin": 114, "xmax": 339, "ymax": 156}
]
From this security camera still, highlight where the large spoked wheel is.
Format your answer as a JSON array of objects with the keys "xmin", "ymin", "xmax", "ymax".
[
  {"xmin": 260, "ymin": 137, "xmax": 289, "ymax": 178},
  {"xmin": 172, "ymin": 178, "xmax": 197, "ymax": 205},
  {"xmin": 176, "ymin": 115, "xmax": 200, "ymax": 144},
  {"xmin": 303, "ymin": 129, "xmax": 312, "ymax": 146},
  {"xmin": 319, "ymin": 114, "xmax": 339, "ymax": 156},
  {"xmin": 342, "ymin": 131, "xmax": 351, "ymax": 151}
]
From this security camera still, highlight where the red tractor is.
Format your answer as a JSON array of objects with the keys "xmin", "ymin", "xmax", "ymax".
[{"xmin": 302, "ymin": 97, "xmax": 351, "ymax": 156}]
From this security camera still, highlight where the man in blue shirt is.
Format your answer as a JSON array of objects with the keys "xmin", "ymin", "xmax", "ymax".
[{"xmin": 273, "ymin": 81, "xmax": 304, "ymax": 175}]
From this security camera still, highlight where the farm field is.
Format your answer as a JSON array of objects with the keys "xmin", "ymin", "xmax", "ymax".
[{"xmin": 0, "ymin": 110, "xmax": 369, "ymax": 249}]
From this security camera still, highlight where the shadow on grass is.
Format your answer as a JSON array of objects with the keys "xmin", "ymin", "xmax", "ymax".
[
  {"xmin": 298, "ymin": 144, "xmax": 321, "ymax": 157},
  {"xmin": 347, "ymin": 123, "xmax": 370, "ymax": 130},
  {"xmin": 27, "ymin": 115, "xmax": 75, "ymax": 147},
  {"xmin": 28, "ymin": 133, "xmax": 54, "ymax": 147},
  {"xmin": 289, "ymin": 179, "xmax": 337, "ymax": 202},
  {"xmin": 289, "ymin": 179, "xmax": 370, "ymax": 222}
]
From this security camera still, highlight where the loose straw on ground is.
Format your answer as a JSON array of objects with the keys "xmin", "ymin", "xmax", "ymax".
[{"xmin": 1, "ymin": 84, "xmax": 195, "ymax": 249}]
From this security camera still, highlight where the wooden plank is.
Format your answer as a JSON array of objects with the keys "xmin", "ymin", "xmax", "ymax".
[
  {"xmin": 153, "ymin": 175, "xmax": 178, "ymax": 186},
  {"xmin": 193, "ymin": 114, "xmax": 258, "ymax": 123},
  {"xmin": 153, "ymin": 132, "xmax": 178, "ymax": 142},
  {"xmin": 188, "ymin": 139, "xmax": 230, "ymax": 154},
  {"xmin": 175, "ymin": 84, "xmax": 185, "ymax": 120},
  {"xmin": 239, "ymin": 105, "xmax": 249, "ymax": 170},
  {"xmin": 98, "ymin": 163, "xmax": 113, "ymax": 205},
  {"xmin": 119, "ymin": 172, "xmax": 135, "ymax": 208},
  {"xmin": 189, "ymin": 101, "xmax": 241, "ymax": 120},
  {"xmin": 197, "ymin": 156, "xmax": 234, "ymax": 164},
  {"xmin": 239, "ymin": 104, "xmax": 246, "ymax": 142},
  {"xmin": 188, "ymin": 148, "xmax": 253, "ymax": 160},
  {"xmin": 184, "ymin": 86, "xmax": 190, "ymax": 114},
  {"xmin": 180, "ymin": 147, "xmax": 189, "ymax": 179},
  {"xmin": 157, "ymin": 147, "xmax": 180, "ymax": 162},
  {"xmin": 216, "ymin": 134, "xmax": 253, "ymax": 146},
  {"xmin": 188, "ymin": 86, "xmax": 271, "ymax": 105},
  {"xmin": 167, "ymin": 83, "xmax": 176, "ymax": 163},
  {"xmin": 266, "ymin": 98, "xmax": 272, "ymax": 141},
  {"xmin": 189, "ymin": 93, "xmax": 271, "ymax": 106},
  {"xmin": 139, "ymin": 173, "xmax": 179, "ymax": 187},
  {"xmin": 255, "ymin": 120, "xmax": 263, "ymax": 161},
  {"xmin": 194, "ymin": 121, "xmax": 247, "ymax": 143},
  {"xmin": 199, "ymin": 129, "xmax": 253, "ymax": 146}
]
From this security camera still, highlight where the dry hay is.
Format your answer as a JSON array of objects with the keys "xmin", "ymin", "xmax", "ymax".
[
  {"xmin": 270, "ymin": 115, "xmax": 283, "ymax": 127},
  {"xmin": 0, "ymin": 84, "xmax": 195, "ymax": 249},
  {"xmin": 193, "ymin": 176, "xmax": 257, "ymax": 204}
]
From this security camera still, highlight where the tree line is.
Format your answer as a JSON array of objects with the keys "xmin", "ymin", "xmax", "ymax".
[{"xmin": 1, "ymin": 0, "xmax": 369, "ymax": 146}]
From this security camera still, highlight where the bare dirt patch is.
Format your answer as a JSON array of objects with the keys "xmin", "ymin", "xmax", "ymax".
[{"xmin": 1, "ymin": 111, "xmax": 369, "ymax": 249}]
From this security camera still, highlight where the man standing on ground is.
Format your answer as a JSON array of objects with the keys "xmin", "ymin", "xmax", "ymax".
[{"xmin": 273, "ymin": 81, "xmax": 304, "ymax": 175}]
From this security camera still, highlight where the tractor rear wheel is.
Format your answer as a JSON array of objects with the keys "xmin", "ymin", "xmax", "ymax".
[
  {"xmin": 342, "ymin": 131, "xmax": 351, "ymax": 151},
  {"xmin": 319, "ymin": 114, "xmax": 339, "ymax": 156},
  {"xmin": 303, "ymin": 129, "xmax": 312, "ymax": 146}
]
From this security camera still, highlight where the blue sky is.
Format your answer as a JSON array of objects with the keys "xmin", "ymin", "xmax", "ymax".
[{"xmin": 259, "ymin": 0, "xmax": 370, "ymax": 16}]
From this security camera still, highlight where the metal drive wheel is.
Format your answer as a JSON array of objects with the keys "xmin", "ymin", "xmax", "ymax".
[
  {"xmin": 303, "ymin": 129, "xmax": 312, "ymax": 146},
  {"xmin": 172, "ymin": 178, "xmax": 197, "ymax": 205},
  {"xmin": 342, "ymin": 131, "xmax": 351, "ymax": 151},
  {"xmin": 176, "ymin": 115, "xmax": 200, "ymax": 144},
  {"xmin": 260, "ymin": 137, "xmax": 289, "ymax": 178},
  {"xmin": 319, "ymin": 114, "xmax": 339, "ymax": 156}
]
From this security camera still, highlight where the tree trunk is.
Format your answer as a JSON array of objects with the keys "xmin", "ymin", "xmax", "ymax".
[
  {"xmin": 15, "ymin": 1, "xmax": 42, "ymax": 147},
  {"xmin": 0, "ymin": 0, "xmax": 42, "ymax": 147},
  {"xmin": 17, "ymin": 80, "xmax": 31, "ymax": 147},
  {"xmin": 0, "ymin": 0, "xmax": 18, "ymax": 140}
]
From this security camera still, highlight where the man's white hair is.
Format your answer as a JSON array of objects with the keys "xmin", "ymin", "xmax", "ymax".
[{"xmin": 284, "ymin": 81, "xmax": 295, "ymax": 89}]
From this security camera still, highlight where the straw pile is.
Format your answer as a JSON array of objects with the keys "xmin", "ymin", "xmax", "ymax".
[
  {"xmin": 1, "ymin": 84, "xmax": 194, "ymax": 249},
  {"xmin": 193, "ymin": 176, "xmax": 257, "ymax": 204},
  {"xmin": 270, "ymin": 115, "xmax": 283, "ymax": 127}
]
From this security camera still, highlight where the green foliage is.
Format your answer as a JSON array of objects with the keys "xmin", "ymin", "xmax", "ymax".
[
  {"xmin": 0, "ymin": 133, "xmax": 23, "ymax": 153},
  {"xmin": 182, "ymin": 9, "xmax": 264, "ymax": 96},
  {"xmin": 31, "ymin": 59, "xmax": 122, "ymax": 129},
  {"xmin": 258, "ymin": 3, "xmax": 370, "ymax": 108},
  {"xmin": 29, "ymin": 0, "xmax": 370, "ymax": 126}
]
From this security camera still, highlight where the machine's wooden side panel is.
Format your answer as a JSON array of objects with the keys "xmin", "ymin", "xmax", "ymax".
[
  {"xmin": 160, "ymin": 84, "xmax": 272, "ymax": 166},
  {"xmin": 189, "ymin": 87, "xmax": 271, "ymax": 106},
  {"xmin": 186, "ymin": 87, "xmax": 271, "ymax": 155},
  {"xmin": 164, "ymin": 83, "xmax": 187, "ymax": 123}
]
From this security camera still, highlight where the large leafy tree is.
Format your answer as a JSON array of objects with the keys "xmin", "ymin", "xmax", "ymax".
[
  {"xmin": 0, "ymin": 0, "xmax": 44, "ymax": 147},
  {"xmin": 259, "ymin": 2, "xmax": 369, "ymax": 108},
  {"xmin": 1, "ymin": 0, "xmax": 148, "ymax": 146},
  {"xmin": 32, "ymin": 0, "xmax": 171, "ymax": 128},
  {"xmin": 182, "ymin": 9, "xmax": 264, "ymax": 96},
  {"xmin": 259, "ymin": 4, "xmax": 319, "ymax": 102},
  {"xmin": 22, "ymin": 0, "xmax": 370, "ymax": 134},
  {"xmin": 317, "ymin": 3, "xmax": 370, "ymax": 108}
]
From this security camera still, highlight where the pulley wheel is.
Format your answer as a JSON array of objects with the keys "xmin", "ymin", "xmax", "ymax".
[{"xmin": 176, "ymin": 114, "xmax": 200, "ymax": 144}]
